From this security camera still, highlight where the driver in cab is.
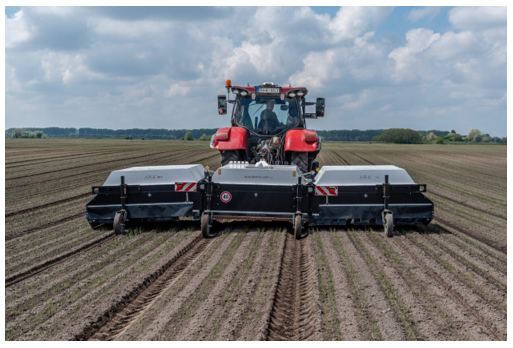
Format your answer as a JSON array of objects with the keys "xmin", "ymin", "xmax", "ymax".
[{"xmin": 258, "ymin": 99, "xmax": 280, "ymax": 134}]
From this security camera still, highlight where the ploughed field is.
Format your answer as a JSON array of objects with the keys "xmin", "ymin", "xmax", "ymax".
[{"xmin": 5, "ymin": 139, "xmax": 507, "ymax": 341}]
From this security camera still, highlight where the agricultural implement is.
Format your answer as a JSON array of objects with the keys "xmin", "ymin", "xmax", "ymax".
[{"xmin": 86, "ymin": 81, "xmax": 434, "ymax": 238}]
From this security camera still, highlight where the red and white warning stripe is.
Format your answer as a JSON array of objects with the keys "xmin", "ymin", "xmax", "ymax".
[
  {"xmin": 174, "ymin": 182, "xmax": 197, "ymax": 192},
  {"xmin": 315, "ymin": 186, "xmax": 338, "ymax": 196}
]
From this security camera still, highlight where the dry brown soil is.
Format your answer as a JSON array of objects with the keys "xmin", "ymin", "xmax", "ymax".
[{"xmin": 5, "ymin": 139, "xmax": 507, "ymax": 340}]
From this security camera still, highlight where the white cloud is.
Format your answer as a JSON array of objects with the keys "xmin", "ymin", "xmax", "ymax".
[
  {"xmin": 329, "ymin": 6, "xmax": 393, "ymax": 42},
  {"xmin": 39, "ymin": 52, "xmax": 101, "ymax": 85},
  {"xmin": 91, "ymin": 17, "xmax": 173, "ymax": 38},
  {"xmin": 6, "ymin": 65, "xmax": 22, "ymax": 92},
  {"xmin": 388, "ymin": 28, "xmax": 440, "ymax": 79},
  {"xmin": 165, "ymin": 83, "xmax": 190, "ymax": 97},
  {"xmin": 5, "ymin": 10, "xmax": 31, "ymax": 47},
  {"xmin": 289, "ymin": 50, "xmax": 337, "ymax": 89},
  {"xmin": 449, "ymin": 7, "xmax": 506, "ymax": 31},
  {"xmin": 4, "ymin": 6, "xmax": 507, "ymax": 136},
  {"xmin": 406, "ymin": 7, "xmax": 441, "ymax": 22}
]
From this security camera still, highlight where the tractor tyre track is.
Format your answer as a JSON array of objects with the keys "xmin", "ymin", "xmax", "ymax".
[
  {"xmin": 394, "ymin": 238, "xmax": 504, "ymax": 341},
  {"xmin": 77, "ymin": 235, "xmax": 212, "ymax": 341},
  {"xmin": 5, "ymin": 232, "xmax": 116, "ymax": 288},
  {"xmin": 266, "ymin": 233, "xmax": 316, "ymax": 341}
]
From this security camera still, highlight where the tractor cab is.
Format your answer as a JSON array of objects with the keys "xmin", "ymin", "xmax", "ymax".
[
  {"xmin": 235, "ymin": 95, "xmax": 300, "ymax": 136},
  {"xmin": 214, "ymin": 81, "xmax": 325, "ymax": 172}
]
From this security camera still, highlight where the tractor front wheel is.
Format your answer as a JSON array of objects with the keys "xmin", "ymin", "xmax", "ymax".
[
  {"xmin": 291, "ymin": 152, "xmax": 309, "ymax": 173},
  {"xmin": 221, "ymin": 150, "xmax": 240, "ymax": 166}
]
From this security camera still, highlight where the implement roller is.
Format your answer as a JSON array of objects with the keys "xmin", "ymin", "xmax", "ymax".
[{"xmin": 86, "ymin": 161, "xmax": 433, "ymax": 238}]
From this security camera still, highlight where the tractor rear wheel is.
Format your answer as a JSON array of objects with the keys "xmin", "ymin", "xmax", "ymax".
[
  {"xmin": 384, "ymin": 213, "xmax": 394, "ymax": 238},
  {"xmin": 221, "ymin": 150, "xmax": 240, "ymax": 166},
  {"xmin": 291, "ymin": 152, "xmax": 309, "ymax": 173},
  {"xmin": 294, "ymin": 214, "xmax": 302, "ymax": 240}
]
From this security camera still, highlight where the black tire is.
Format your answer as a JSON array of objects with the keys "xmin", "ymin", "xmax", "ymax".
[
  {"xmin": 201, "ymin": 213, "xmax": 211, "ymax": 238},
  {"xmin": 294, "ymin": 214, "xmax": 302, "ymax": 240},
  {"xmin": 114, "ymin": 212, "xmax": 124, "ymax": 235},
  {"xmin": 291, "ymin": 152, "xmax": 309, "ymax": 173},
  {"xmin": 384, "ymin": 214, "xmax": 394, "ymax": 238},
  {"xmin": 221, "ymin": 150, "xmax": 240, "ymax": 166}
]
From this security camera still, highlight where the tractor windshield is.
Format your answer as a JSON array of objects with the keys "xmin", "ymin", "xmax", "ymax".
[{"xmin": 235, "ymin": 96, "xmax": 300, "ymax": 136}]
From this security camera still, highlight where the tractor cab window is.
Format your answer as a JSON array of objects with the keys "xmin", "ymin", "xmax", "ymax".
[{"xmin": 235, "ymin": 96, "xmax": 300, "ymax": 135}]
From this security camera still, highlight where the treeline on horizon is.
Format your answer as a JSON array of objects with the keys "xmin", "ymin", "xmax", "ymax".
[{"xmin": 5, "ymin": 127, "xmax": 454, "ymax": 142}]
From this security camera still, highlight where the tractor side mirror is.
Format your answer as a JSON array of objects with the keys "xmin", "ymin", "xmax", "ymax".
[
  {"xmin": 218, "ymin": 95, "xmax": 227, "ymax": 115},
  {"xmin": 316, "ymin": 98, "xmax": 325, "ymax": 117}
]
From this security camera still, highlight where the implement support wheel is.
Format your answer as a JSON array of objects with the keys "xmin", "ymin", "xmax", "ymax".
[
  {"xmin": 384, "ymin": 213, "xmax": 394, "ymax": 238},
  {"xmin": 114, "ymin": 211, "xmax": 126, "ymax": 235},
  {"xmin": 294, "ymin": 214, "xmax": 302, "ymax": 240},
  {"xmin": 201, "ymin": 213, "xmax": 212, "ymax": 238}
]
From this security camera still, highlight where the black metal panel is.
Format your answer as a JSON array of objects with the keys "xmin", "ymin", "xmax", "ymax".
[
  {"xmin": 211, "ymin": 184, "xmax": 296, "ymax": 213},
  {"xmin": 88, "ymin": 184, "xmax": 194, "ymax": 205},
  {"xmin": 86, "ymin": 202, "xmax": 196, "ymax": 224},
  {"xmin": 311, "ymin": 183, "xmax": 434, "ymax": 226},
  {"xmin": 315, "ymin": 191, "xmax": 432, "ymax": 206}
]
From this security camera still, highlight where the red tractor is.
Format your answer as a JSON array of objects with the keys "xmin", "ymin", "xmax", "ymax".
[{"xmin": 212, "ymin": 81, "xmax": 325, "ymax": 173}]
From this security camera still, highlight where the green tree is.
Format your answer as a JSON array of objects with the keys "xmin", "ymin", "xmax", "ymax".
[
  {"xmin": 453, "ymin": 133, "xmax": 463, "ymax": 142},
  {"xmin": 11, "ymin": 129, "xmax": 23, "ymax": 138},
  {"xmin": 467, "ymin": 129, "xmax": 483, "ymax": 142},
  {"xmin": 425, "ymin": 132, "xmax": 438, "ymax": 142},
  {"xmin": 199, "ymin": 134, "xmax": 208, "ymax": 141},
  {"xmin": 436, "ymin": 137, "xmax": 445, "ymax": 144},
  {"xmin": 374, "ymin": 128, "xmax": 422, "ymax": 144},
  {"xmin": 184, "ymin": 131, "xmax": 194, "ymax": 141}
]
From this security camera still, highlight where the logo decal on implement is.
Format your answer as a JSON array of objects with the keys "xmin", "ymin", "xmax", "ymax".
[{"xmin": 220, "ymin": 191, "xmax": 232, "ymax": 203}]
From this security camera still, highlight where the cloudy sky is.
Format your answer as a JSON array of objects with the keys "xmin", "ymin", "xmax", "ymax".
[{"xmin": 5, "ymin": 6, "xmax": 507, "ymax": 136}]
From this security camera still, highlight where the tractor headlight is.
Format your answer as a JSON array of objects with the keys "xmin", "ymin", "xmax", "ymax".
[
  {"xmin": 297, "ymin": 91, "xmax": 304, "ymax": 97},
  {"xmin": 288, "ymin": 92, "xmax": 296, "ymax": 97},
  {"xmin": 240, "ymin": 91, "xmax": 248, "ymax": 96},
  {"xmin": 232, "ymin": 89, "xmax": 240, "ymax": 94}
]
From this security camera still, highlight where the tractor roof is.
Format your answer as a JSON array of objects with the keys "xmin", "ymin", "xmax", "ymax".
[{"xmin": 231, "ymin": 84, "xmax": 308, "ymax": 97}]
